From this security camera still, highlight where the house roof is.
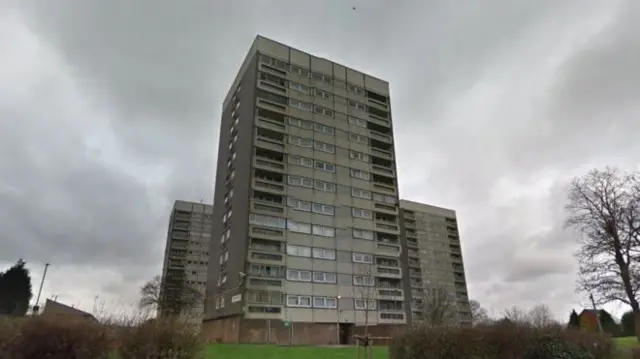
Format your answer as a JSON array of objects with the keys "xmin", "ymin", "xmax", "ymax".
[{"xmin": 41, "ymin": 299, "xmax": 98, "ymax": 322}]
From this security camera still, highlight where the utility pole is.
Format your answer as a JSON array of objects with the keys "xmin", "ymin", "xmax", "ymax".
[
  {"xmin": 589, "ymin": 293, "xmax": 604, "ymax": 334},
  {"xmin": 32, "ymin": 263, "xmax": 50, "ymax": 315}
]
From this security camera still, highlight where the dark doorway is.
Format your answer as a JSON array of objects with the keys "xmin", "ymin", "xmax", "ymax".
[{"xmin": 339, "ymin": 323, "xmax": 354, "ymax": 345}]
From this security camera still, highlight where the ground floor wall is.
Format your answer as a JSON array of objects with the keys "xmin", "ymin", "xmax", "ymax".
[{"xmin": 202, "ymin": 316, "xmax": 405, "ymax": 345}]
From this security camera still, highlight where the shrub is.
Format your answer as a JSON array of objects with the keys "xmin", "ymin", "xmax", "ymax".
[
  {"xmin": 631, "ymin": 347, "xmax": 640, "ymax": 359},
  {"xmin": 389, "ymin": 325, "xmax": 615, "ymax": 359},
  {"xmin": 117, "ymin": 318, "xmax": 205, "ymax": 359},
  {"xmin": 2, "ymin": 316, "xmax": 112, "ymax": 359}
]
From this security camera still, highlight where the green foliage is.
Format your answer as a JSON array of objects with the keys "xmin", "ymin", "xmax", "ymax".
[
  {"xmin": 599, "ymin": 310, "xmax": 621, "ymax": 337},
  {"xmin": 569, "ymin": 310, "xmax": 581, "ymax": 329},
  {"xmin": 0, "ymin": 259, "xmax": 33, "ymax": 316},
  {"xmin": 622, "ymin": 311, "xmax": 636, "ymax": 337},
  {"xmin": 389, "ymin": 325, "xmax": 615, "ymax": 359}
]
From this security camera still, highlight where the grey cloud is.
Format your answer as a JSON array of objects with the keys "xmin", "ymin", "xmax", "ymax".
[{"xmin": 4, "ymin": 0, "xmax": 639, "ymax": 318}]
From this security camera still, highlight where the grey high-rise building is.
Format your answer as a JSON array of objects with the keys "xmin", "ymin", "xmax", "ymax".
[
  {"xmin": 160, "ymin": 200, "xmax": 213, "ymax": 326},
  {"xmin": 400, "ymin": 200, "xmax": 471, "ymax": 326},
  {"xmin": 202, "ymin": 36, "xmax": 407, "ymax": 344}
]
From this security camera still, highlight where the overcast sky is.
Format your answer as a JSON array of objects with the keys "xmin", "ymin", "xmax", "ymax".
[{"xmin": 1, "ymin": 0, "xmax": 639, "ymax": 320}]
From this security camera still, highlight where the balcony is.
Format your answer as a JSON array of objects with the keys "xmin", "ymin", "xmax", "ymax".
[
  {"xmin": 375, "ymin": 266, "xmax": 402, "ymax": 279},
  {"xmin": 370, "ymin": 148, "xmax": 393, "ymax": 160},
  {"xmin": 249, "ymin": 225, "xmax": 285, "ymax": 241},
  {"xmin": 378, "ymin": 289, "xmax": 404, "ymax": 301},
  {"xmin": 373, "ymin": 202, "xmax": 398, "ymax": 215},
  {"xmin": 256, "ymin": 118, "xmax": 285, "ymax": 133},
  {"xmin": 376, "ymin": 243, "xmax": 401, "ymax": 257},
  {"xmin": 369, "ymin": 130, "xmax": 392, "ymax": 143},
  {"xmin": 371, "ymin": 165, "xmax": 394, "ymax": 177},
  {"xmin": 251, "ymin": 200, "xmax": 285, "ymax": 216}
]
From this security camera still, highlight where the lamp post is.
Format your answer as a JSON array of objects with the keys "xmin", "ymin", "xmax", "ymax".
[{"xmin": 336, "ymin": 295, "xmax": 342, "ymax": 345}]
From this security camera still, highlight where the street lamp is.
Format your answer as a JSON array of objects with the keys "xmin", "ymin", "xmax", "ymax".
[{"xmin": 336, "ymin": 295, "xmax": 342, "ymax": 345}]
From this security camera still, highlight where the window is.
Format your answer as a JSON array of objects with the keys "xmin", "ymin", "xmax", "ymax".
[
  {"xmin": 348, "ymin": 99, "xmax": 367, "ymax": 111},
  {"xmin": 288, "ymin": 176, "xmax": 313, "ymax": 188},
  {"xmin": 289, "ymin": 136, "xmax": 313, "ymax": 148},
  {"xmin": 352, "ymin": 252, "xmax": 373, "ymax": 264},
  {"xmin": 287, "ymin": 269, "xmax": 312, "ymax": 282},
  {"xmin": 373, "ymin": 193, "xmax": 396, "ymax": 204},
  {"xmin": 314, "ymin": 123, "xmax": 334, "ymax": 135},
  {"xmin": 350, "ymin": 150, "xmax": 370, "ymax": 162},
  {"xmin": 315, "ymin": 161, "xmax": 335, "ymax": 172},
  {"xmin": 286, "ymin": 295, "xmax": 312, "ymax": 307},
  {"xmin": 289, "ymin": 99, "xmax": 313, "ymax": 111},
  {"xmin": 220, "ymin": 297, "xmax": 225, "ymax": 308},
  {"xmin": 312, "ymin": 248, "xmax": 336, "ymax": 261},
  {"xmin": 352, "ymin": 188, "xmax": 372, "ymax": 199},
  {"xmin": 310, "ymin": 72, "xmax": 333, "ymax": 85},
  {"xmin": 289, "ymin": 82, "xmax": 311, "ymax": 94},
  {"xmin": 313, "ymin": 296, "xmax": 337, "ymax": 308},
  {"xmin": 315, "ymin": 88, "xmax": 333, "ymax": 100},
  {"xmin": 288, "ymin": 117, "xmax": 314, "ymax": 129},
  {"xmin": 349, "ymin": 133, "xmax": 368, "ymax": 144},
  {"xmin": 353, "ymin": 229, "xmax": 374, "ymax": 240},
  {"xmin": 353, "ymin": 275, "xmax": 375, "ymax": 286},
  {"xmin": 289, "ymin": 65, "xmax": 308, "ymax": 77},
  {"xmin": 312, "ymin": 203, "xmax": 334, "ymax": 216},
  {"xmin": 354, "ymin": 299, "xmax": 376, "ymax": 310},
  {"xmin": 287, "ymin": 197, "xmax": 312, "ymax": 212},
  {"xmin": 314, "ymin": 105, "xmax": 334, "ymax": 117},
  {"xmin": 350, "ymin": 169, "xmax": 370, "ymax": 180},
  {"xmin": 287, "ymin": 245, "xmax": 312, "ymax": 257},
  {"xmin": 312, "ymin": 225, "xmax": 335, "ymax": 237},
  {"xmin": 347, "ymin": 84, "xmax": 365, "ymax": 95},
  {"xmin": 315, "ymin": 180, "xmax": 336, "ymax": 192},
  {"xmin": 314, "ymin": 141, "xmax": 335, "ymax": 153},
  {"xmin": 352, "ymin": 208, "xmax": 373, "ymax": 219},
  {"xmin": 287, "ymin": 221, "xmax": 312, "ymax": 234},
  {"xmin": 348, "ymin": 116, "xmax": 367, "ymax": 128},
  {"xmin": 288, "ymin": 155, "xmax": 313, "ymax": 168},
  {"xmin": 249, "ymin": 214, "xmax": 286, "ymax": 229}
]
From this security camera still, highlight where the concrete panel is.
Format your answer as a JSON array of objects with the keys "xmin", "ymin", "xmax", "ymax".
[
  {"xmin": 364, "ymin": 75, "xmax": 390, "ymax": 96},
  {"xmin": 352, "ymin": 218, "xmax": 374, "ymax": 230},
  {"xmin": 285, "ymin": 281, "xmax": 313, "ymax": 295},
  {"xmin": 286, "ymin": 145, "xmax": 313, "ymax": 158},
  {"xmin": 335, "ymin": 189, "xmax": 353, "ymax": 207},
  {"xmin": 355, "ymin": 310, "xmax": 378, "ymax": 325},
  {"xmin": 290, "ymin": 48, "xmax": 310, "ymax": 68},
  {"xmin": 335, "ymin": 216, "xmax": 354, "ymax": 230},
  {"xmin": 287, "ymin": 233, "xmax": 313, "ymax": 247},
  {"xmin": 339, "ymin": 309, "xmax": 356, "ymax": 323},
  {"xmin": 255, "ymin": 36, "xmax": 290, "ymax": 61},
  {"xmin": 346, "ymin": 68, "xmax": 365, "ymax": 87},
  {"xmin": 311, "ymin": 56, "xmax": 333, "ymax": 75},
  {"xmin": 333, "ymin": 63, "xmax": 346, "ymax": 80},
  {"xmin": 313, "ymin": 131, "xmax": 336, "ymax": 145},
  {"xmin": 337, "ymin": 274, "xmax": 353, "ymax": 286},
  {"xmin": 312, "ymin": 284, "xmax": 338, "ymax": 296},
  {"xmin": 350, "ymin": 160, "xmax": 371, "ymax": 173},
  {"xmin": 313, "ymin": 191, "xmax": 337, "ymax": 205},
  {"xmin": 313, "ymin": 151, "xmax": 336, "ymax": 165},
  {"xmin": 334, "ymin": 111, "xmax": 349, "ymax": 131},
  {"xmin": 313, "ymin": 170, "xmax": 336, "ymax": 183},
  {"xmin": 287, "ymin": 307, "xmax": 314, "ymax": 322},
  {"xmin": 288, "ymin": 165, "xmax": 315, "ymax": 178},
  {"xmin": 337, "ymin": 285, "xmax": 354, "ymax": 297},
  {"xmin": 286, "ymin": 186, "xmax": 313, "ymax": 201},
  {"xmin": 335, "ymin": 150, "xmax": 350, "ymax": 167},
  {"xmin": 351, "ymin": 178, "xmax": 371, "ymax": 190},
  {"xmin": 352, "ymin": 198, "xmax": 373, "ymax": 211},
  {"xmin": 337, "ymin": 262, "xmax": 354, "ymax": 275},
  {"xmin": 287, "ymin": 256, "xmax": 313, "ymax": 270},
  {"xmin": 313, "ymin": 309, "xmax": 338, "ymax": 322},
  {"xmin": 287, "ymin": 126, "xmax": 314, "ymax": 138},
  {"xmin": 287, "ymin": 209, "xmax": 312, "ymax": 223},
  {"xmin": 288, "ymin": 107, "xmax": 314, "ymax": 121},
  {"xmin": 310, "ymin": 213, "xmax": 335, "ymax": 227},
  {"xmin": 335, "ymin": 137, "xmax": 353, "ymax": 150},
  {"xmin": 353, "ymin": 239, "xmax": 376, "ymax": 253},
  {"xmin": 335, "ymin": 167, "xmax": 351, "ymax": 186},
  {"xmin": 313, "ymin": 259, "xmax": 337, "ymax": 272},
  {"xmin": 313, "ymin": 236, "xmax": 337, "ymax": 249}
]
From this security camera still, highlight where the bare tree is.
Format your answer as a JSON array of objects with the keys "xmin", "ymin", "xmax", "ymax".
[
  {"xmin": 414, "ymin": 284, "xmax": 457, "ymax": 327},
  {"xmin": 503, "ymin": 306, "xmax": 530, "ymax": 326},
  {"xmin": 469, "ymin": 299, "xmax": 490, "ymax": 326},
  {"xmin": 354, "ymin": 264, "xmax": 377, "ymax": 338},
  {"xmin": 565, "ymin": 168, "xmax": 640, "ymax": 341},
  {"xmin": 528, "ymin": 304, "xmax": 557, "ymax": 328},
  {"xmin": 138, "ymin": 275, "xmax": 203, "ymax": 319}
]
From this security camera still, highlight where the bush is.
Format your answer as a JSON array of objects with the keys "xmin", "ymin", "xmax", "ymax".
[
  {"xmin": 631, "ymin": 347, "xmax": 640, "ymax": 359},
  {"xmin": 117, "ymin": 318, "xmax": 205, "ymax": 359},
  {"xmin": 390, "ymin": 325, "xmax": 615, "ymax": 359},
  {"xmin": 0, "ymin": 316, "xmax": 112, "ymax": 359}
]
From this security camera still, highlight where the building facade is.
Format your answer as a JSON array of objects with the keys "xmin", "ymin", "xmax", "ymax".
[
  {"xmin": 399, "ymin": 200, "xmax": 471, "ymax": 326},
  {"xmin": 203, "ymin": 36, "xmax": 409, "ymax": 344},
  {"xmin": 160, "ymin": 200, "xmax": 213, "ymax": 326}
]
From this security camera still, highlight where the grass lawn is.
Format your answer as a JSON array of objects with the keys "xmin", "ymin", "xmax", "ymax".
[{"xmin": 205, "ymin": 344, "xmax": 389, "ymax": 359}]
